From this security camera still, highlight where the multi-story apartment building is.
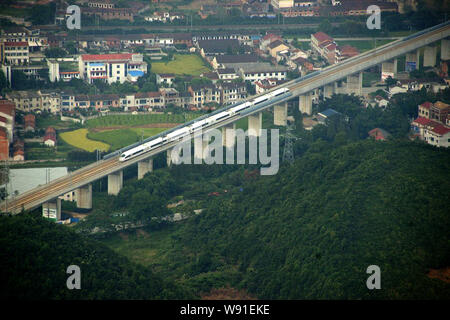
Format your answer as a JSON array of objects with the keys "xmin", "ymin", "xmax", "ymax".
[
  {"xmin": 159, "ymin": 88, "xmax": 182, "ymax": 107},
  {"xmin": 2, "ymin": 41, "xmax": 29, "ymax": 65},
  {"xmin": 238, "ymin": 63, "xmax": 288, "ymax": 83},
  {"xmin": 40, "ymin": 90, "xmax": 61, "ymax": 113},
  {"xmin": 0, "ymin": 26, "xmax": 47, "ymax": 54},
  {"xmin": 188, "ymin": 84, "xmax": 221, "ymax": 108},
  {"xmin": 79, "ymin": 53, "xmax": 147, "ymax": 84},
  {"xmin": 220, "ymin": 82, "xmax": 247, "ymax": 105},
  {"xmin": 6, "ymin": 91, "xmax": 41, "ymax": 113},
  {"xmin": 430, "ymin": 101, "xmax": 450, "ymax": 124}
]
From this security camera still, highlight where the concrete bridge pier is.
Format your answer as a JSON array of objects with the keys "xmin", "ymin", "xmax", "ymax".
[
  {"xmin": 299, "ymin": 93, "xmax": 312, "ymax": 115},
  {"xmin": 441, "ymin": 39, "xmax": 450, "ymax": 60},
  {"xmin": 75, "ymin": 184, "xmax": 92, "ymax": 210},
  {"xmin": 222, "ymin": 123, "xmax": 236, "ymax": 148},
  {"xmin": 166, "ymin": 148, "xmax": 173, "ymax": 167},
  {"xmin": 138, "ymin": 158, "xmax": 153, "ymax": 180},
  {"xmin": 108, "ymin": 170, "xmax": 123, "ymax": 196},
  {"xmin": 334, "ymin": 81, "xmax": 341, "ymax": 94},
  {"xmin": 405, "ymin": 50, "xmax": 420, "ymax": 71},
  {"xmin": 423, "ymin": 45, "xmax": 437, "ymax": 67},
  {"xmin": 323, "ymin": 84, "xmax": 334, "ymax": 99},
  {"xmin": 42, "ymin": 198, "xmax": 61, "ymax": 221},
  {"xmin": 381, "ymin": 59, "xmax": 398, "ymax": 81},
  {"xmin": 346, "ymin": 72, "xmax": 363, "ymax": 96},
  {"xmin": 248, "ymin": 112, "xmax": 262, "ymax": 137},
  {"xmin": 274, "ymin": 102, "xmax": 288, "ymax": 126}
]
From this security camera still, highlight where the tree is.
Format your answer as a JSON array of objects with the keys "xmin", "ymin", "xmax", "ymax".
[
  {"xmin": 318, "ymin": 19, "xmax": 332, "ymax": 34},
  {"xmin": 129, "ymin": 190, "xmax": 169, "ymax": 222},
  {"xmin": 384, "ymin": 76, "xmax": 397, "ymax": 90},
  {"xmin": 44, "ymin": 47, "xmax": 67, "ymax": 58},
  {"xmin": 0, "ymin": 70, "xmax": 8, "ymax": 94},
  {"xmin": 29, "ymin": 3, "xmax": 56, "ymax": 25}
]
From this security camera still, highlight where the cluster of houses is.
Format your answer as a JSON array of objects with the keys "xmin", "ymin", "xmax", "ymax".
[
  {"xmin": 310, "ymin": 31, "xmax": 359, "ymax": 65},
  {"xmin": 411, "ymin": 101, "xmax": 450, "ymax": 148},
  {"xmin": 5, "ymin": 83, "xmax": 248, "ymax": 113},
  {"xmin": 0, "ymin": 99, "xmax": 58, "ymax": 162},
  {"xmin": 200, "ymin": 0, "xmax": 400, "ymax": 19}
]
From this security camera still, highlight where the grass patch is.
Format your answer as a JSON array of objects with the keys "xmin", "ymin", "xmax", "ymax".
[
  {"xmin": 100, "ymin": 225, "xmax": 191, "ymax": 277},
  {"xmin": 60, "ymin": 129, "xmax": 110, "ymax": 152},
  {"xmin": 363, "ymin": 71, "xmax": 381, "ymax": 87},
  {"xmin": 36, "ymin": 115, "xmax": 78, "ymax": 131},
  {"xmin": 151, "ymin": 54, "xmax": 211, "ymax": 76},
  {"xmin": 129, "ymin": 127, "xmax": 168, "ymax": 138},
  {"xmin": 87, "ymin": 128, "xmax": 168, "ymax": 151},
  {"xmin": 87, "ymin": 129, "xmax": 138, "ymax": 151}
]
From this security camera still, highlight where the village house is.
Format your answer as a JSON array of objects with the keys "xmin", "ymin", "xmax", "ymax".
[
  {"xmin": 156, "ymin": 73, "xmax": 175, "ymax": 86},
  {"xmin": 211, "ymin": 54, "xmax": 259, "ymax": 70},
  {"xmin": 368, "ymin": 128, "xmax": 391, "ymax": 141},
  {"xmin": 188, "ymin": 84, "xmax": 221, "ymax": 108},
  {"xmin": 44, "ymin": 127, "xmax": 56, "ymax": 147},
  {"xmin": 220, "ymin": 82, "xmax": 247, "ymax": 105},
  {"xmin": 24, "ymin": 114, "xmax": 35, "ymax": 132}
]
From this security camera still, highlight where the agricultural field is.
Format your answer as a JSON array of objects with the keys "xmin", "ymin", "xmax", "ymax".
[
  {"xmin": 24, "ymin": 140, "xmax": 72, "ymax": 161},
  {"xmin": 151, "ymin": 54, "xmax": 211, "ymax": 76},
  {"xmin": 85, "ymin": 113, "xmax": 197, "ymax": 128},
  {"xmin": 36, "ymin": 115, "xmax": 78, "ymax": 131},
  {"xmin": 60, "ymin": 129, "xmax": 110, "ymax": 152},
  {"xmin": 87, "ymin": 128, "xmax": 167, "ymax": 151}
]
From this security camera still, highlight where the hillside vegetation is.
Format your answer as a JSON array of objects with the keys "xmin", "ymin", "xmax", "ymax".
[
  {"xmin": 97, "ymin": 140, "xmax": 450, "ymax": 299},
  {"xmin": 0, "ymin": 214, "xmax": 192, "ymax": 299}
]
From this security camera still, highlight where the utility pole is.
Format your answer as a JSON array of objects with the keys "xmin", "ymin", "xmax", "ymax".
[{"xmin": 282, "ymin": 120, "xmax": 297, "ymax": 164}]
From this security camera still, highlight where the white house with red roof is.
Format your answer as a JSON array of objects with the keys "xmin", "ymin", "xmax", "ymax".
[
  {"xmin": 311, "ymin": 32, "xmax": 334, "ymax": 56},
  {"xmin": 79, "ymin": 53, "xmax": 147, "ymax": 84},
  {"xmin": 424, "ymin": 124, "xmax": 450, "ymax": 148},
  {"xmin": 411, "ymin": 116, "xmax": 450, "ymax": 147}
]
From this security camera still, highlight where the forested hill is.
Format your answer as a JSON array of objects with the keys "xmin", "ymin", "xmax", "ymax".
[
  {"xmin": 0, "ymin": 214, "xmax": 192, "ymax": 299},
  {"xmin": 171, "ymin": 140, "xmax": 450, "ymax": 299}
]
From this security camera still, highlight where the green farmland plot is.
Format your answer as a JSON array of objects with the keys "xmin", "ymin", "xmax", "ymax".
[
  {"xmin": 151, "ymin": 54, "xmax": 211, "ymax": 76},
  {"xmin": 88, "ymin": 128, "xmax": 168, "ymax": 151}
]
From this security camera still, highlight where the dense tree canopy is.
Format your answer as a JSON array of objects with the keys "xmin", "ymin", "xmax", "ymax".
[{"xmin": 0, "ymin": 214, "xmax": 192, "ymax": 299}]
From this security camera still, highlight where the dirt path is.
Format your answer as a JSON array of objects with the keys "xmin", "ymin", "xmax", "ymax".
[{"xmin": 90, "ymin": 123, "xmax": 180, "ymax": 133}]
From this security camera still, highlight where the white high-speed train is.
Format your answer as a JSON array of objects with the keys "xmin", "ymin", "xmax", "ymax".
[{"xmin": 119, "ymin": 87, "xmax": 289, "ymax": 162}]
